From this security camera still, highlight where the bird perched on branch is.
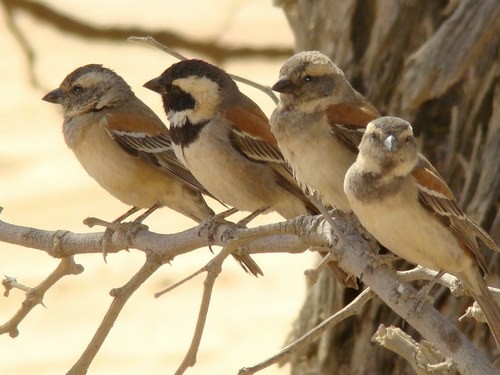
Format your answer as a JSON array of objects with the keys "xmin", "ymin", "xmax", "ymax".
[
  {"xmin": 344, "ymin": 116, "xmax": 500, "ymax": 347},
  {"xmin": 42, "ymin": 64, "xmax": 261, "ymax": 275},
  {"xmin": 270, "ymin": 50, "xmax": 379, "ymax": 211},
  {"xmin": 144, "ymin": 59, "xmax": 318, "ymax": 220},
  {"xmin": 144, "ymin": 59, "xmax": 356, "ymax": 288}
]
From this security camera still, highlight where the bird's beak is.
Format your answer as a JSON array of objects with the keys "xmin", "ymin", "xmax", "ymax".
[
  {"xmin": 143, "ymin": 77, "xmax": 164, "ymax": 94},
  {"xmin": 42, "ymin": 88, "xmax": 65, "ymax": 104},
  {"xmin": 383, "ymin": 135, "xmax": 399, "ymax": 152},
  {"xmin": 272, "ymin": 76, "xmax": 296, "ymax": 93}
]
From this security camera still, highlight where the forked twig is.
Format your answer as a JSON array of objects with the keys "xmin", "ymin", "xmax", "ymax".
[
  {"xmin": 0, "ymin": 257, "xmax": 83, "ymax": 337},
  {"xmin": 372, "ymin": 325, "xmax": 456, "ymax": 374},
  {"xmin": 238, "ymin": 287, "xmax": 375, "ymax": 374},
  {"xmin": 127, "ymin": 36, "xmax": 280, "ymax": 104}
]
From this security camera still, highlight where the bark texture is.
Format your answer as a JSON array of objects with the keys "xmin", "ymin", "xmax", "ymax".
[{"xmin": 275, "ymin": 0, "xmax": 500, "ymax": 373}]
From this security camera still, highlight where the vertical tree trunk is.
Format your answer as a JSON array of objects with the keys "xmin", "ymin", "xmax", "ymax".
[{"xmin": 275, "ymin": 0, "xmax": 500, "ymax": 373}]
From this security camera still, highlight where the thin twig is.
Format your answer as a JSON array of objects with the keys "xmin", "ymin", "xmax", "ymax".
[
  {"xmin": 0, "ymin": 257, "xmax": 83, "ymax": 337},
  {"xmin": 154, "ymin": 267, "xmax": 205, "ymax": 298},
  {"xmin": 67, "ymin": 255, "xmax": 161, "ymax": 375},
  {"xmin": 128, "ymin": 36, "xmax": 280, "ymax": 104},
  {"xmin": 397, "ymin": 266, "xmax": 500, "ymax": 299},
  {"xmin": 174, "ymin": 247, "xmax": 232, "ymax": 375},
  {"xmin": 1, "ymin": 0, "xmax": 39, "ymax": 87},
  {"xmin": 238, "ymin": 287, "xmax": 375, "ymax": 374}
]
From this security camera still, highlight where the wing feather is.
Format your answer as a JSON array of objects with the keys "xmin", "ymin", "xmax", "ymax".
[
  {"xmin": 105, "ymin": 110, "xmax": 218, "ymax": 200},
  {"xmin": 412, "ymin": 161, "xmax": 496, "ymax": 274}
]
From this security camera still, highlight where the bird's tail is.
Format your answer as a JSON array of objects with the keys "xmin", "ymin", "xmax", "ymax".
[
  {"xmin": 470, "ymin": 275, "xmax": 500, "ymax": 349},
  {"xmin": 231, "ymin": 254, "xmax": 263, "ymax": 277}
]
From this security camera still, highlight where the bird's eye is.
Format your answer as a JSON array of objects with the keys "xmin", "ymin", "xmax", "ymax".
[
  {"xmin": 72, "ymin": 85, "xmax": 83, "ymax": 94},
  {"xmin": 405, "ymin": 136, "xmax": 412, "ymax": 144},
  {"xmin": 370, "ymin": 133, "xmax": 377, "ymax": 140},
  {"xmin": 303, "ymin": 75, "xmax": 313, "ymax": 82}
]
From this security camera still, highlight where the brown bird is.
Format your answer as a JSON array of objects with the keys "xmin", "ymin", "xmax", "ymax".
[
  {"xmin": 144, "ymin": 59, "xmax": 356, "ymax": 288},
  {"xmin": 42, "ymin": 64, "xmax": 261, "ymax": 275},
  {"xmin": 344, "ymin": 116, "xmax": 500, "ymax": 347},
  {"xmin": 270, "ymin": 50, "xmax": 380, "ymax": 211}
]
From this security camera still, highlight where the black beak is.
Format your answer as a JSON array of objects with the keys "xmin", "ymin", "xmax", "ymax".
[
  {"xmin": 272, "ymin": 77, "xmax": 297, "ymax": 94},
  {"xmin": 42, "ymin": 88, "xmax": 65, "ymax": 104},
  {"xmin": 143, "ymin": 77, "xmax": 164, "ymax": 94}
]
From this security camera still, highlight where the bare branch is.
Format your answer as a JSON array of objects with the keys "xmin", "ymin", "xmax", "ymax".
[
  {"xmin": 372, "ymin": 325, "xmax": 458, "ymax": 375},
  {"xmin": 128, "ymin": 36, "xmax": 280, "ymax": 104},
  {"xmin": 0, "ymin": 256, "xmax": 83, "ymax": 337},
  {"xmin": 1, "ymin": 0, "xmax": 39, "ymax": 87},
  {"xmin": 2, "ymin": 0, "xmax": 292, "ymax": 64},
  {"xmin": 238, "ymin": 287, "xmax": 375, "ymax": 374},
  {"xmin": 398, "ymin": 266, "xmax": 500, "ymax": 300},
  {"xmin": 174, "ymin": 247, "xmax": 232, "ymax": 375},
  {"xmin": 67, "ymin": 255, "xmax": 162, "ymax": 375},
  {"xmin": 1, "ymin": 209, "xmax": 498, "ymax": 374}
]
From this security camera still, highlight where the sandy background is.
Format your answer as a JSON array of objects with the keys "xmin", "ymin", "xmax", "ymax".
[{"xmin": 0, "ymin": 1, "xmax": 317, "ymax": 374}]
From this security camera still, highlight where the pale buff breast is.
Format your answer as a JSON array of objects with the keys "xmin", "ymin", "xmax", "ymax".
[
  {"xmin": 69, "ymin": 119, "xmax": 182, "ymax": 209},
  {"xmin": 276, "ymin": 117, "xmax": 355, "ymax": 211},
  {"xmin": 174, "ymin": 120, "xmax": 288, "ymax": 214},
  {"xmin": 347, "ymin": 182, "xmax": 473, "ymax": 275}
]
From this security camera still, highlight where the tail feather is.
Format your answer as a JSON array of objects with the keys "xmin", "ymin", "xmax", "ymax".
[
  {"xmin": 232, "ymin": 254, "xmax": 264, "ymax": 277},
  {"xmin": 469, "ymin": 217, "xmax": 500, "ymax": 253},
  {"xmin": 470, "ymin": 275, "xmax": 500, "ymax": 348}
]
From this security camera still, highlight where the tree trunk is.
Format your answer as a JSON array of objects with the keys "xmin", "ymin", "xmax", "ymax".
[{"xmin": 275, "ymin": 0, "xmax": 500, "ymax": 373}]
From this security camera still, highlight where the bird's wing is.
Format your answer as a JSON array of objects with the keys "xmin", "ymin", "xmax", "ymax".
[
  {"xmin": 326, "ymin": 101, "xmax": 380, "ymax": 152},
  {"xmin": 412, "ymin": 159, "xmax": 497, "ymax": 274},
  {"xmin": 104, "ymin": 109, "xmax": 217, "ymax": 199},
  {"xmin": 224, "ymin": 99, "xmax": 318, "ymax": 214}
]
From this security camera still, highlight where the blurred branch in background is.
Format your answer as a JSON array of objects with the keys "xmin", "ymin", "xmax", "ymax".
[{"xmin": 1, "ymin": 0, "xmax": 293, "ymax": 88}]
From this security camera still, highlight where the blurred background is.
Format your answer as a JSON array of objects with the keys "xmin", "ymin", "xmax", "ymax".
[
  {"xmin": 0, "ymin": 1, "xmax": 313, "ymax": 374},
  {"xmin": 2, "ymin": 0, "xmax": 499, "ymax": 374}
]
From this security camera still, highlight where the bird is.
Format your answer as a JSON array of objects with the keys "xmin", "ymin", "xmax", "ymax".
[
  {"xmin": 344, "ymin": 116, "xmax": 500, "ymax": 347},
  {"xmin": 42, "ymin": 64, "xmax": 261, "ymax": 275},
  {"xmin": 270, "ymin": 50, "xmax": 380, "ymax": 211},
  {"xmin": 143, "ymin": 59, "xmax": 357, "ymax": 288}
]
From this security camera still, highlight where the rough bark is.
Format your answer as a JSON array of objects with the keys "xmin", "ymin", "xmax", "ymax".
[{"xmin": 275, "ymin": 0, "xmax": 500, "ymax": 373}]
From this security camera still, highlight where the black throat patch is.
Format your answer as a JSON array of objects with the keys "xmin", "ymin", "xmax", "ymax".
[{"xmin": 170, "ymin": 120, "xmax": 209, "ymax": 148}]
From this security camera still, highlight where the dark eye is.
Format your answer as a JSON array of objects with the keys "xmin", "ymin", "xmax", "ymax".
[
  {"xmin": 303, "ymin": 75, "xmax": 313, "ymax": 82},
  {"xmin": 72, "ymin": 85, "xmax": 83, "ymax": 94},
  {"xmin": 405, "ymin": 136, "xmax": 412, "ymax": 144},
  {"xmin": 370, "ymin": 132, "xmax": 377, "ymax": 140}
]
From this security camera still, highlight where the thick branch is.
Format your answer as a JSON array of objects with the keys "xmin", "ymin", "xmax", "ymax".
[{"xmin": 1, "ymin": 211, "xmax": 498, "ymax": 374}]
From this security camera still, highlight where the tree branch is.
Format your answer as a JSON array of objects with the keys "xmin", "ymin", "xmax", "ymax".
[
  {"xmin": 0, "ymin": 256, "xmax": 83, "ymax": 337},
  {"xmin": 1, "ymin": 208, "xmax": 498, "ymax": 374},
  {"xmin": 372, "ymin": 325, "xmax": 457, "ymax": 375},
  {"xmin": 67, "ymin": 255, "xmax": 162, "ymax": 375},
  {"xmin": 238, "ymin": 287, "xmax": 375, "ymax": 374},
  {"xmin": 2, "ymin": 0, "xmax": 292, "ymax": 64},
  {"xmin": 127, "ymin": 36, "xmax": 280, "ymax": 104}
]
